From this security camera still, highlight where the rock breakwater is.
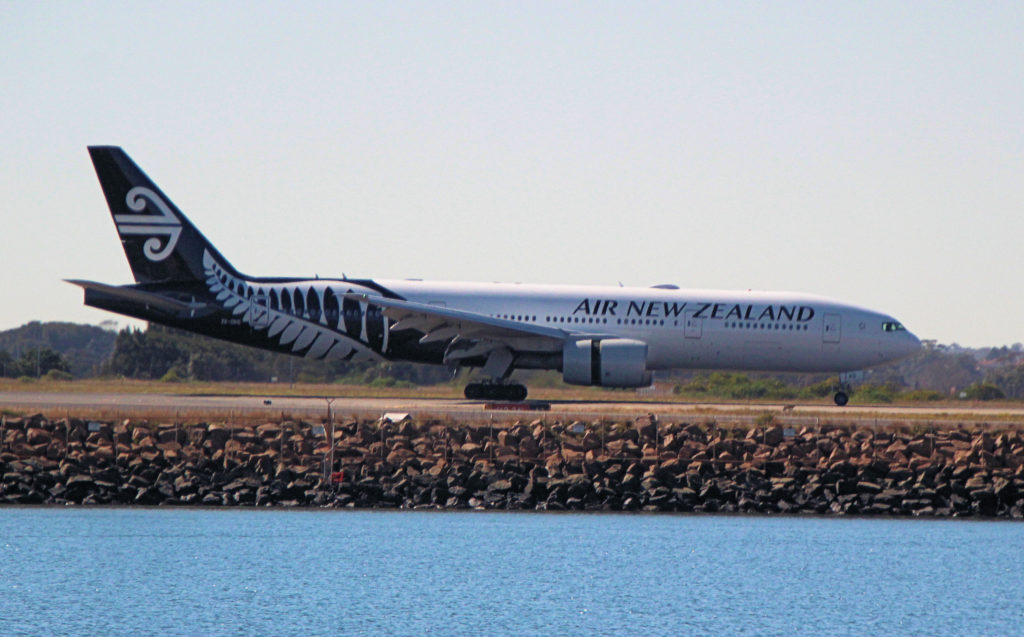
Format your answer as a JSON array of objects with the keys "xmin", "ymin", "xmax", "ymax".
[{"xmin": 2, "ymin": 413, "xmax": 1023, "ymax": 518}]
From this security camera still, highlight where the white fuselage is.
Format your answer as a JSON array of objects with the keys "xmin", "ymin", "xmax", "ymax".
[{"xmin": 376, "ymin": 279, "xmax": 921, "ymax": 373}]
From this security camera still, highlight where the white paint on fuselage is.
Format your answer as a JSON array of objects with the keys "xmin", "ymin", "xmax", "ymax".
[
  {"xmin": 376, "ymin": 279, "xmax": 921, "ymax": 373},
  {"xmin": 240, "ymin": 273, "xmax": 920, "ymax": 374}
]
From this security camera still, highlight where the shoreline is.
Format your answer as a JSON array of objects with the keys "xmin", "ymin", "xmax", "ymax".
[
  {"xmin": 5, "ymin": 504, "xmax": 1023, "ymax": 524},
  {"xmin": 2, "ymin": 412, "xmax": 1023, "ymax": 519}
]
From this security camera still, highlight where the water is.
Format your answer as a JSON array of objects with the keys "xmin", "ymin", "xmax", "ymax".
[{"xmin": 0, "ymin": 509, "xmax": 1021, "ymax": 636}]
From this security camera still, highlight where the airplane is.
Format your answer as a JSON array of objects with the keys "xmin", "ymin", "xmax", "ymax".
[{"xmin": 70, "ymin": 147, "xmax": 922, "ymax": 405}]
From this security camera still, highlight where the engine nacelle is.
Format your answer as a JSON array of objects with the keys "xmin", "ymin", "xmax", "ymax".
[{"xmin": 562, "ymin": 338, "xmax": 652, "ymax": 388}]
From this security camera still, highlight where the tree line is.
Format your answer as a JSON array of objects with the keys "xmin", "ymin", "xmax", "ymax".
[
  {"xmin": 100, "ymin": 324, "xmax": 453, "ymax": 385},
  {"xmin": 1, "ymin": 321, "xmax": 1024, "ymax": 399},
  {"xmin": 0, "ymin": 347, "xmax": 72, "ymax": 379},
  {"xmin": 0, "ymin": 321, "xmax": 112, "ymax": 379}
]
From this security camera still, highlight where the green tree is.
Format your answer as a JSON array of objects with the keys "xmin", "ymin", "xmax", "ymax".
[
  {"xmin": 962, "ymin": 382, "xmax": 1005, "ymax": 401},
  {"xmin": 0, "ymin": 321, "xmax": 115, "ymax": 377},
  {"xmin": 984, "ymin": 364, "xmax": 1024, "ymax": 399},
  {"xmin": 0, "ymin": 349, "xmax": 14, "ymax": 377},
  {"xmin": 101, "ymin": 324, "xmax": 454, "ymax": 384},
  {"xmin": 10, "ymin": 348, "xmax": 72, "ymax": 378}
]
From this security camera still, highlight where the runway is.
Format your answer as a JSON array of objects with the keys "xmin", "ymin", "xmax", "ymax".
[{"xmin": 2, "ymin": 390, "xmax": 1023, "ymax": 427}]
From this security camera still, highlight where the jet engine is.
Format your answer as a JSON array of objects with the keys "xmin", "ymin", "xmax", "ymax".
[{"xmin": 562, "ymin": 338, "xmax": 651, "ymax": 388}]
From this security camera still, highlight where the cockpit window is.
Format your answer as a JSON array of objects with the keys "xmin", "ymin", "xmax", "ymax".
[{"xmin": 881, "ymin": 321, "xmax": 906, "ymax": 332}]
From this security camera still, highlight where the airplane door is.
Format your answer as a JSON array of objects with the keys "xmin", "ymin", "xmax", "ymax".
[
  {"xmin": 823, "ymin": 313, "xmax": 841, "ymax": 343},
  {"xmin": 684, "ymin": 310, "xmax": 702, "ymax": 339}
]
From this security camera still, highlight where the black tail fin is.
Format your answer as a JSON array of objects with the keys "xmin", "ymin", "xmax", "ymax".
[{"xmin": 88, "ymin": 146, "xmax": 243, "ymax": 285}]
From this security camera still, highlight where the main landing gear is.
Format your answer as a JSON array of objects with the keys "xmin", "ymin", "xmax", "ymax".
[
  {"xmin": 464, "ymin": 381, "xmax": 528, "ymax": 402},
  {"xmin": 463, "ymin": 348, "xmax": 527, "ymax": 401}
]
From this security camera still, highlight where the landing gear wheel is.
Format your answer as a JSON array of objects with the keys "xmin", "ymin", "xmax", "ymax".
[
  {"xmin": 464, "ymin": 383, "xmax": 482, "ymax": 400},
  {"xmin": 507, "ymin": 384, "xmax": 528, "ymax": 402},
  {"xmin": 833, "ymin": 391, "xmax": 849, "ymax": 407}
]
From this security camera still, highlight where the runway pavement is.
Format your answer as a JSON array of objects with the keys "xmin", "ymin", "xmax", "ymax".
[{"xmin": 2, "ymin": 389, "xmax": 1023, "ymax": 427}]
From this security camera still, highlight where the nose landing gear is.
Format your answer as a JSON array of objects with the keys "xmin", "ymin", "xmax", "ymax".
[{"xmin": 832, "ymin": 371, "xmax": 861, "ymax": 406}]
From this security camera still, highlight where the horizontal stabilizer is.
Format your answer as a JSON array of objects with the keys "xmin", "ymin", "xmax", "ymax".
[{"xmin": 65, "ymin": 279, "xmax": 207, "ymax": 315}]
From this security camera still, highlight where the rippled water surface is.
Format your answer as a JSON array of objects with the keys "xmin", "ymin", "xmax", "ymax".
[{"xmin": 0, "ymin": 509, "xmax": 1021, "ymax": 636}]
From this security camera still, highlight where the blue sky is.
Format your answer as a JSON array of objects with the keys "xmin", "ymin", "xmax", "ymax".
[{"xmin": 1, "ymin": 2, "xmax": 1021, "ymax": 347}]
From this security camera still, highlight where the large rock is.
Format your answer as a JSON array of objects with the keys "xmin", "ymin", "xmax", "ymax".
[
  {"xmin": 386, "ymin": 448, "xmax": 416, "ymax": 466},
  {"xmin": 763, "ymin": 426, "xmax": 785, "ymax": 446},
  {"xmin": 857, "ymin": 481, "xmax": 883, "ymax": 495},
  {"xmin": 905, "ymin": 438, "xmax": 932, "ymax": 458},
  {"xmin": 45, "ymin": 442, "xmax": 64, "ymax": 460},
  {"xmin": 157, "ymin": 427, "xmax": 183, "ymax": 445},
  {"xmin": 204, "ymin": 427, "xmax": 233, "ymax": 451},
  {"xmin": 65, "ymin": 474, "xmax": 96, "ymax": 499},
  {"xmin": 26, "ymin": 428, "xmax": 51, "ymax": 446},
  {"xmin": 1, "ymin": 417, "xmax": 26, "ymax": 430},
  {"xmin": 487, "ymin": 479, "xmax": 513, "ymax": 493},
  {"xmin": 964, "ymin": 476, "xmax": 989, "ymax": 490},
  {"xmin": 130, "ymin": 426, "xmax": 153, "ymax": 443},
  {"xmin": 518, "ymin": 437, "xmax": 540, "ymax": 459},
  {"xmin": 635, "ymin": 419, "xmax": 657, "ymax": 442},
  {"xmin": 581, "ymin": 431, "xmax": 603, "ymax": 451},
  {"xmin": 972, "ymin": 433, "xmax": 995, "ymax": 454}
]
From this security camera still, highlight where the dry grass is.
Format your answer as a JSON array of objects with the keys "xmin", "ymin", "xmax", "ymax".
[
  {"xmin": 0, "ymin": 377, "xmax": 457, "ymax": 399},
  {"xmin": 3, "ymin": 376, "xmax": 1024, "ymax": 407},
  {"xmin": 2, "ymin": 378, "xmax": 1023, "ymax": 428},
  {"xmin": 0, "ymin": 376, "xmax": 719, "ymax": 405}
]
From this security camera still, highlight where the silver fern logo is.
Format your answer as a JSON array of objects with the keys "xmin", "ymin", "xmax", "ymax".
[
  {"xmin": 114, "ymin": 186, "xmax": 182, "ymax": 261},
  {"xmin": 201, "ymin": 250, "xmax": 384, "ymax": 362}
]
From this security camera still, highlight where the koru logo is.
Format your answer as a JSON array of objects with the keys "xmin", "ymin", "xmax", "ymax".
[{"xmin": 114, "ymin": 186, "xmax": 182, "ymax": 261}]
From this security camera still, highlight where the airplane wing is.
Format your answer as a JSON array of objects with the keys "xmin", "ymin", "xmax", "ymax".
[{"xmin": 343, "ymin": 292, "xmax": 593, "ymax": 366}]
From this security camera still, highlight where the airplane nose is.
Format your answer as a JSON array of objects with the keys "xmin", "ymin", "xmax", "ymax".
[{"xmin": 904, "ymin": 331, "xmax": 922, "ymax": 356}]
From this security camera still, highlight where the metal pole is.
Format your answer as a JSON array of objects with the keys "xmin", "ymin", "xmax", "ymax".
[
  {"xmin": 323, "ymin": 398, "xmax": 335, "ymax": 485},
  {"xmin": 328, "ymin": 399, "xmax": 335, "ymax": 476}
]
